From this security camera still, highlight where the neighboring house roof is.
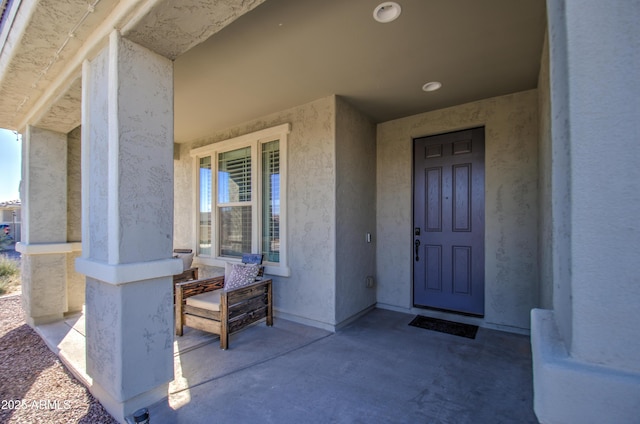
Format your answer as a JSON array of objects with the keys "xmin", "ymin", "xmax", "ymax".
[{"xmin": 0, "ymin": 199, "xmax": 20, "ymax": 209}]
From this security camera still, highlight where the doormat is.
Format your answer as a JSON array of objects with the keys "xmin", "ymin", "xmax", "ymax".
[{"xmin": 409, "ymin": 315, "xmax": 478, "ymax": 339}]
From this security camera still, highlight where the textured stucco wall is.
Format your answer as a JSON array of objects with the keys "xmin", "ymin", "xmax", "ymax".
[
  {"xmin": 23, "ymin": 126, "xmax": 67, "ymax": 244},
  {"xmin": 85, "ymin": 34, "xmax": 174, "ymax": 264},
  {"xmin": 377, "ymin": 90, "xmax": 539, "ymax": 331},
  {"xmin": 85, "ymin": 46, "xmax": 110, "ymax": 262},
  {"xmin": 533, "ymin": 3, "xmax": 640, "ymax": 423},
  {"xmin": 546, "ymin": 0, "xmax": 573, "ymax": 349},
  {"xmin": 124, "ymin": 0, "xmax": 266, "ymax": 60},
  {"xmin": 537, "ymin": 33, "xmax": 553, "ymax": 310},
  {"xmin": 86, "ymin": 276, "xmax": 174, "ymax": 399},
  {"xmin": 335, "ymin": 97, "xmax": 377, "ymax": 325},
  {"xmin": 173, "ymin": 142, "xmax": 193, "ymax": 249},
  {"xmin": 65, "ymin": 250, "xmax": 83, "ymax": 313},
  {"xmin": 66, "ymin": 126, "xmax": 84, "ymax": 313},
  {"xmin": 562, "ymin": 1, "xmax": 640, "ymax": 372},
  {"xmin": 67, "ymin": 126, "xmax": 82, "ymax": 242},
  {"xmin": 116, "ymin": 36, "xmax": 174, "ymax": 264},
  {"xmin": 175, "ymin": 96, "xmax": 338, "ymax": 328},
  {"xmin": 21, "ymin": 253, "xmax": 67, "ymax": 325}
]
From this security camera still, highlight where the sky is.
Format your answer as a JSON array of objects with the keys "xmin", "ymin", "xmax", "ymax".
[{"xmin": 0, "ymin": 128, "xmax": 21, "ymax": 202}]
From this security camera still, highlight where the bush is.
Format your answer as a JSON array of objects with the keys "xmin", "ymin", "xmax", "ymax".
[
  {"xmin": 0, "ymin": 255, "xmax": 20, "ymax": 295},
  {"xmin": 0, "ymin": 231, "xmax": 11, "ymax": 250}
]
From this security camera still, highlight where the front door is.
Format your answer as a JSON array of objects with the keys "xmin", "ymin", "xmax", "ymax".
[{"xmin": 413, "ymin": 127, "xmax": 485, "ymax": 316}]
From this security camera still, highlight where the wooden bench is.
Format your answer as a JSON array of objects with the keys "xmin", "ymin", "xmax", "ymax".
[
  {"xmin": 173, "ymin": 267, "xmax": 198, "ymax": 284},
  {"xmin": 175, "ymin": 275, "xmax": 273, "ymax": 350}
]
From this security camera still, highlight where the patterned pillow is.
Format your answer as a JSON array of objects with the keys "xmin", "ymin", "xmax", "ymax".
[{"xmin": 224, "ymin": 262, "xmax": 260, "ymax": 291}]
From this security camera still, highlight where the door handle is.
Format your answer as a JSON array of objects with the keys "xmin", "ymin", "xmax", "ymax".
[{"xmin": 414, "ymin": 239, "xmax": 421, "ymax": 262}]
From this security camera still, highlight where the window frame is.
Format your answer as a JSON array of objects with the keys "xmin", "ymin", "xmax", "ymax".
[{"xmin": 190, "ymin": 123, "xmax": 290, "ymax": 276}]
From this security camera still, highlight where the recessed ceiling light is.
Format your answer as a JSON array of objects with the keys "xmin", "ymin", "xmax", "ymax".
[
  {"xmin": 373, "ymin": 2, "xmax": 402, "ymax": 23},
  {"xmin": 422, "ymin": 81, "xmax": 442, "ymax": 92}
]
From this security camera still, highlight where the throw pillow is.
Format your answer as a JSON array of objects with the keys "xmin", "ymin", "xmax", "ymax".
[
  {"xmin": 224, "ymin": 262, "xmax": 260, "ymax": 291},
  {"xmin": 174, "ymin": 252, "xmax": 194, "ymax": 271}
]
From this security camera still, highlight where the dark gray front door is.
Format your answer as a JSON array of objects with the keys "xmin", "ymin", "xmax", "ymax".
[{"xmin": 413, "ymin": 127, "xmax": 485, "ymax": 316}]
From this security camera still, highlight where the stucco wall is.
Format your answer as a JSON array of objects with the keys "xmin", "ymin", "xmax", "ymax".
[
  {"xmin": 23, "ymin": 126, "xmax": 68, "ymax": 244},
  {"xmin": 533, "ymin": 3, "xmax": 640, "ymax": 422},
  {"xmin": 66, "ymin": 126, "xmax": 84, "ymax": 313},
  {"xmin": 173, "ymin": 142, "xmax": 192, "ymax": 249},
  {"xmin": 85, "ymin": 47, "xmax": 110, "ymax": 262},
  {"xmin": 546, "ymin": 0, "xmax": 573, "ymax": 348},
  {"xmin": 376, "ymin": 90, "xmax": 539, "ymax": 331},
  {"xmin": 335, "ymin": 97, "xmax": 377, "ymax": 325},
  {"xmin": 562, "ymin": 1, "xmax": 640, "ymax": 372},
  {"xmin": 67, "ymin": 127, "xmax": 82, "ymax": 242},
  {"xmin": 174, "ymin": 96, "xmax": 339, "ymax": 329},
  {"xmin": 537, "ymin": 33, "xmax": 553, "ymax": 310},
  {"xmin": 21, "ymin": 252, "xmax": 67, "ymax": 324},
  {"xmin": 116, "ymin": 36, "xmax": 174, "ymax": 264},
  {"xmin": 85, "ymin": 34, "xmax": 174, "ymax": 265}
]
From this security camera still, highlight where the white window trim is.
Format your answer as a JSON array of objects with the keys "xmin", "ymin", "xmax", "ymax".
[{"xmin": 190, "ymin": 123, "xmax": 290, "ymax": 277}]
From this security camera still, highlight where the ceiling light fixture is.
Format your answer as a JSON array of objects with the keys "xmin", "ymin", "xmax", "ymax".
[
  {"xmin": 373, "ymin": 2, "xmax": 402, "ymax": 23},
  {"xmin": 422, "ymin": 81, "xmax": 442, "ymax": 92}
]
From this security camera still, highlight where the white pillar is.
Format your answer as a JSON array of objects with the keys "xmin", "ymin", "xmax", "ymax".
[
  {"xmin": 76, "ymin": 31, "xmax": 181, "ymax": 422},
  {"xmin": 17, "ymin": 126, "xmax": 75, "ymax": 326},
  {"xmin": 532, "ymin": 1, "xmax": 640, "ymax": 422}
]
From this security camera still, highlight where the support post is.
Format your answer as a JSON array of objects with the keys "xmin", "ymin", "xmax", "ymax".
[
  {"xmin": 532, "ymin": 1, "xmax": 640, "ymax": 422},
  {"xmin": 17, "ymin": 126, "xmax": 71, "ymax": 326},
  {"xmin": 76, "ymin": 31, "xmax": 181, "ymax": 422}
]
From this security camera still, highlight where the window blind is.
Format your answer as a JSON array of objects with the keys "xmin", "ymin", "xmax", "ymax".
[
  {"xmin": 262, "ymin": 140, "xmax": 280, "ymax": 262},
  {"xmin": 218, "ymin": 147, "xmax": 251, "ymax": 204},
  {"xmin": 218, "ymin": 147, "xmax": 252, "ymax": 257}
]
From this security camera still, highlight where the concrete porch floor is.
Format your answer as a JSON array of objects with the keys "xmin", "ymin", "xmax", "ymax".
[{"xmin": 36, "ymin": 308, "xmax": 536, "ymax": 423}]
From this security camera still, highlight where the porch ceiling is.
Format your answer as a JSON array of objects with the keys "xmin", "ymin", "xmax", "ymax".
[
  {"xmin": 0, "ymin": 0, "xmax": 546, "ymax": 141},
  {"xmin": 0, "ymin": 0, "xmax": 265, "ymax": 134},
  {"xmin": 173, "ymin": 0, "xmax": 546, "ymax": 142},
  {"xmin": 0, "ymin": 0, "xmax": 120, "ymax": 134}
]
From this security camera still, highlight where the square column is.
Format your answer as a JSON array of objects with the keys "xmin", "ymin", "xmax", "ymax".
[
  {"xmin": 76, "ymin": 31, "xmax": 181, "ymax": 422},
  {"xmin": 17, "ymin": 126, "xmax": 76, "ymax": 326},
  {"xmin": 532, "ymin": 1, "xmax": 640, "ymax": 422}
]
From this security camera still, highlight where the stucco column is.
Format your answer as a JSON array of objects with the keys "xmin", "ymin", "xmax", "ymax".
[
  {"xmin": 76, "ymin": 31, "xmax": 181, "ymax": 422},
  {"xmin": 17, "ymin": 126, "xmax": 77, "ymax": 325},
  {"xmin": 532, "ymin": 1, "xmax": 640, "ymax": 423}
]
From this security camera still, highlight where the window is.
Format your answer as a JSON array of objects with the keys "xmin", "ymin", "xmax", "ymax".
[
  {"xmin": 191, "ymin": 124, "xmax": 290, "ymax": 276},
  {"xmin": 218, "ymin": 146, "xmax": 252, "ymax": 257}
]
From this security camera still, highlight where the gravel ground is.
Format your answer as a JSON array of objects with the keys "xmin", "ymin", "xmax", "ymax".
[{"xmin": 0, "ymin": 295, "xmax": 117, "ymax": 423}]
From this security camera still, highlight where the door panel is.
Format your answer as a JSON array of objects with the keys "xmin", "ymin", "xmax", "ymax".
[
  {"xmin": 413, "ymin": 128, "xmax": 485, "ymax": 316},
  {"xmin": 425, "ymin": 245, "xmax": 442, "ymax": 291},
  {"xmin": 452, "ymin": 246, "xmax": 471, "ymax": 294},
  {"xmin": 453, "ymin": 164, "xmax": 471, "ymax": 231},
  {"xmin": 426, "ymin": 167, "xmax": 442, "ymax": 231}
]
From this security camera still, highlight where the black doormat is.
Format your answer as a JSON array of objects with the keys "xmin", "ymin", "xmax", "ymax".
[{"xmin": 409, "ymin": 315, "xmax": 478, "ymax": 339}]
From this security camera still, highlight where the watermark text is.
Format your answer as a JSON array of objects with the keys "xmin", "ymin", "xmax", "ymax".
[{"xmin": 1, "ymin": 399, "xmax": 72, "ymax": 410}]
